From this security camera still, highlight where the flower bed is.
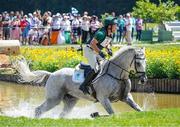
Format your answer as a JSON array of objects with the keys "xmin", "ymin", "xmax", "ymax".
[
  {"xmin": 20, "ymin": 47, "xmax": 84, "ymax": 72},
  {"xmin": 145, "ymin": 45, "xmax": 180, "ymax": 79},
  {"xmin": 18, "ymin": 45, "xmax": 179, "ymax": 79}
]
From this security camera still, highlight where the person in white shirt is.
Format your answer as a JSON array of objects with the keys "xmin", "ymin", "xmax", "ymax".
[
  {"xmin": 90, "ymin": 15, "xmax": 100, "ymax": 37},
  {"xmin": 28, "ymin": 25, "xmax": 38, "ymax": 45},
  {"xmin": 72, "ymin": 15, "xmax": 80, "ymax": 43},
  {"xmin": 125, "ymin": 13, "xmax": 132, "ymax": 45},
  {"xmin": 60, "ymin": 15, "xmax": 71, "ymax": 43},
  {"xmin": 77, "ymin": 14, "xmax": 82, "ymax": 42},
  {"xmin": 81, "ymin": 15, "xmax": 90, "ymax": 44},
  {"xmin": 50, "ymin": 13, "xmax": 61, "ymax": 44}
]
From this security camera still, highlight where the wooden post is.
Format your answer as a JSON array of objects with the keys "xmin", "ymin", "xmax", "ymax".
[{"xmin": 0, "ymin": 40, "xmax": 20, "ymax": 55}]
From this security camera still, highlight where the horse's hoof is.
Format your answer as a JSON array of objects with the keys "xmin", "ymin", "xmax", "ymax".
[
  {"xmin": 138, "ymin": 108, "xmax": 143, "ymax": 112},
  {"xmin": 90, "ymin": 112, "xmax": 100, "ymax": 118},
  {"xmin": 35, "ymin": 108, "xmax": 41, "ymax": 118}
]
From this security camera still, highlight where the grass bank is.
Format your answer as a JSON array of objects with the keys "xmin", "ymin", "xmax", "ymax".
[{"xmin": 0, "ymin": 108, "xmax": 180, "ymax": 127}]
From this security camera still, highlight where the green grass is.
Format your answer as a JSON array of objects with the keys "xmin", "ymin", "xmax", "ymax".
[{"xmin": 0, "ymin": 108, "xmax": 180, "ymax": 127}]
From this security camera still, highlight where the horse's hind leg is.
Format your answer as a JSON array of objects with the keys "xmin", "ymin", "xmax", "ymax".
[
  {"xmin": 35, "ymin": 97, "xmax": 61, "ymax": 118},
  {"xmin": 124, "ymin": 93, "xmax": 143, "ymax": 111},
  {"xmin": 59, "ymin": 94, "xmax": 78, "ymax": 118}
]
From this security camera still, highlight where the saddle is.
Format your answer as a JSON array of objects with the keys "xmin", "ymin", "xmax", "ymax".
[
  {"xmin": 72, "ymin": 62, "xmax": 98, "ymax": 98},
  {"xmin": 79, "ymin": 62, "xmax": 93, "ymax": 78},
  {"xmin": 72, "ymin": 62, "xmax": 94, "ymax": 83}
]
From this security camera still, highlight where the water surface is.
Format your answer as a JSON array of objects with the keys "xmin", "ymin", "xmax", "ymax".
[{"xmin": 0, "ymin": 81, "xmax": 179, "ymax": 118}]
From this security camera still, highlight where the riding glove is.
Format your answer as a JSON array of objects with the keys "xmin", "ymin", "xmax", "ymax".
[
  {"xmin": 99, "ymin": 51, "xmax": 106, "ymax": 58},
  {"xmin": 107, "ymin": 49, "xmax": 113, "ymax": 56}
]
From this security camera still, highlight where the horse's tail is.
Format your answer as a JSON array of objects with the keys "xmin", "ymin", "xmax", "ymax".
[{"xmin": 12, "ymin": 58, "xmax": 52, "ymax": 85}]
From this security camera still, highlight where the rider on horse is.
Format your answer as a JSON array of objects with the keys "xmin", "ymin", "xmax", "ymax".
[{"xmin": 79, "ymin": 16, "xmax": 118, "ymax": 94}]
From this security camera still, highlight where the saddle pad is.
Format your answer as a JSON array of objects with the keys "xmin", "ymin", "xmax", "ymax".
[{"xmin": 72, "ymin": 69, "xmax": 85, "ymax": 83}]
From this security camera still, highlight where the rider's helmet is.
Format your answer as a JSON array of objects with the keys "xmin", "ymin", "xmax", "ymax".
[{"xmin": 104, "ymin": 16, "xmax": 118, "ymax": 27}]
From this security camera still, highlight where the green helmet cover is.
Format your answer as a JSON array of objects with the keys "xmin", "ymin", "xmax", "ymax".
[{"xmin": 104, "ymin": 17, "xmax": 118, "ymax": 27}]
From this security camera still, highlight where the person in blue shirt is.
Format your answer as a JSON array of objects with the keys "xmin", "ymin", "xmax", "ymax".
[
  {"xmin": 131, "ymin": 14, "xmax": 136, "ymax": 40},
  {"xmin": 117, "ymin": 15, "xmax": 125, "ymax": 43}
]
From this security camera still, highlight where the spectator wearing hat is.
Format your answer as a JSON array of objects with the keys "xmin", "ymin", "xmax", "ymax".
[
  {"xmin": 77, "ymin": 14, "xmax": 82, "ymax": 43},
  {"xmin": 125, "ymin": 13, "xmax": 132, "ymax": 45},
  {"xmin": 39, "ymin": 25, "xmax": 48, "ymax": 45},
  {"xmin": 60, "ymin": 15, "xmax": 71, "ymax": 44},
  {"xmin": 83, "ymin": 11, "xmax": 88, "ymax": 16},
  {"xmin": 71, "ymin": 15, "xmax": 80, "ymax": 44},
  {"xmin": 28, "ymin": 24, "xmax": 38, "ymax": 45},
  {"xmin": 27, "ymin": 13, "xmax": 34, "ymax": 27},
  {"xmin": 81, "ymin": 15, "xmax": 90, "ymax": 44},
  {"xmin": 90, "ymin": 15, "xmax": 100, "ymax": 38},
  {"xmin": 50, "ymin": 13, "xmax": 61, "ymax": 45},
  {"xmin": 33, "ymin": 12, "xmax": 41, "ymax": 27}
]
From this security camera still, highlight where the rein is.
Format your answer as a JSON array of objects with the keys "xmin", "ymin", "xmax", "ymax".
[{"xmin": 93, "ymin": 53, "xmax": 146, "ymax": 82}]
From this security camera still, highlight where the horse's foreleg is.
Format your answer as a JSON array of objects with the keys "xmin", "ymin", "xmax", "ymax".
[
  {"xmin": 98, "ymin": 97, "xmax": 114, "ymax": 115},
  {"xmin": 59, "ymin": 95, "xmax": 78, "ymax": 118},
  {"xmin": 35, "ymin": 98, "xmax": 61, "ymax": 118},
  {"xmin": 124, "ymin": 93, "xmax": 143, "ymax": 111}
]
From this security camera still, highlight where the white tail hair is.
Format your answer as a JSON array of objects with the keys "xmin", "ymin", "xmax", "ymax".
[{"xmin": 12, "ymin": 58, "xmax": 51, "ymax": 85}]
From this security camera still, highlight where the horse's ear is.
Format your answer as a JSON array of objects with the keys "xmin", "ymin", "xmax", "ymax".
[{"xmin": 141, "ymin": 47, "xmax": 145, "ymax": 53}]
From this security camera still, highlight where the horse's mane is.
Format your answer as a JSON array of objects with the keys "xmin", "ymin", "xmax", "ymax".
[{"xmin": 110, "ymin": 46, "xmax": 135, "ymax": 61}]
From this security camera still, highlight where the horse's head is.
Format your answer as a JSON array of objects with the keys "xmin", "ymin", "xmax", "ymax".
[
  {"xmin": 131, "ymin": 47, "xmax": 147, "ymax": 85},
  {"xmin": 109, "ymin": 46, "xmax": 147, "ymax": 84}
]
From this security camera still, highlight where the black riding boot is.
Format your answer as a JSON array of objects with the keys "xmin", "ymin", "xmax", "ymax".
[{"xmin": 79, "ymin": 69, "xmax": 96, "ymax": 94}]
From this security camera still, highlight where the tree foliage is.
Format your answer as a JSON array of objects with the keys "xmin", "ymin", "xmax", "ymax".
[
  {"xmin": 0, "ymin": 0, "xmax": 136, "ymax": 16},
  {"xmin": 133, "ymin": 0, "xmax": 179, "ymax": 23}
]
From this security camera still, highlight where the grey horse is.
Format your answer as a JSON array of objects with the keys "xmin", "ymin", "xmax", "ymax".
[{"xmin": 14, "ymin": 46, "xmax": 147, "ymax": 118}]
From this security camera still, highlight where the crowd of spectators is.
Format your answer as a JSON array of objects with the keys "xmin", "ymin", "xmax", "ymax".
[{"xmin": 0, "ymin": 10, "xmax": 143, "ymax": 45}]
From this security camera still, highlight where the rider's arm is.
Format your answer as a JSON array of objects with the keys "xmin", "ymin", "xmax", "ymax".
[{"xmin": 90, "ymin": 38, "xmax": 101, "ymax": 54}]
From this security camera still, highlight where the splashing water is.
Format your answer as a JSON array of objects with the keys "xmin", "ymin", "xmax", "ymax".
[
  {"xmin": 136, "ymin": 84, "xmax": 157, "ymax": 111},
  {"xmin": 142, "ymin": 92, "xmax": 157, "ymax": 111},
  {"xmin": 2, "ymin": 101, "xmax": 99, "ymax": 119}
]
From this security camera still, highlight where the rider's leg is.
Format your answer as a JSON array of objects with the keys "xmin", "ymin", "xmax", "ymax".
[
  {"xmin": 83, "ymin": 46, "xmax": 98, "ymax": 72},
  {"xmin": 80, "ymin": 46, "xmax": 99, "ymax": 94},
  {"xmin": 79, "ymin": 69, "xmax": 96, "ymax": 94}
]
